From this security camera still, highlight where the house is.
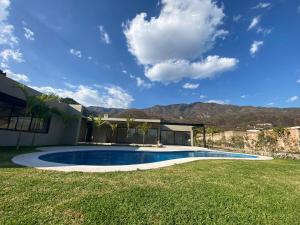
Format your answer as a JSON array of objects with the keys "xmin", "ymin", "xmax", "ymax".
[
  {"xmin": 0, "ymin": 73, "xmax": 82, "ymax": 146},
  {"xmin": 79, "ymin": 114, "xmax": 205, "ymax": 146},
  {"xmin": 0, "ymin": 74, "xmax": 205, "ymax": 147}
]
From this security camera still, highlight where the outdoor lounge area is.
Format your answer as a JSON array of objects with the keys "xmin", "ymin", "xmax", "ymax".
[{"xmin": 79, "ymin": 115, "xmax": 205, "ymax": 146}]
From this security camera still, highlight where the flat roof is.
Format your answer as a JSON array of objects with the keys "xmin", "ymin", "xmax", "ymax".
[
  {"xmin": 102, "ymin": 117, "xmax": 161, "ymax": 123},
  {"xmin": 86, "ymin": 116, "xmax": 204, "ymax": 127}
]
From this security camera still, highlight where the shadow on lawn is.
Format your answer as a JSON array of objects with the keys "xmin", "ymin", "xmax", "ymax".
[{"xmin": 0, "ymin": 146, "xmax": 41, "ymax": 168}]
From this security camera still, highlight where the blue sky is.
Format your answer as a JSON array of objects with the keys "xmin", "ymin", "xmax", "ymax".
[{"xmin": 1, "ymin": 0, "xmax": 300, "ymax": 108}]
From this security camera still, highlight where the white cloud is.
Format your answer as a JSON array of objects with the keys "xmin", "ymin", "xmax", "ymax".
[
  {"xmin": 297, "ymin": 5, "xmax": 300, "ymax": 13},
  {"xmin": 287, "ymin": 96, "xmax": 298, "ymax": 102},
  {"xmin": 0, "ymin": 61, "xmax": 8, "ymax": 68},
  {"xmin": 98, "ymin": 25, "xmax": 111, "ymax": 44},
  {"xmin": 253, "ymin": 2, "xmax": 271, "ymax": 9},
  {"xmin": 256, "ymin": 26, "xmax": 272, "ymax": 35},
  {"xmin": 199, "ymin": 95, "xmax": 207, "ymax": 99},
  {"xmin": 124, "ymin": 0, "xmax": 227, "ymax": 65},
  {"xmin": 248, "ymin": 16, "xmax": 260, "ymax": 30},
  {"xmin": 122, "ymin": 70, "xmax": 128, "ymax": 74},
  {"xmin": 233, "ymin": 15, "xmax": 241, "ymax": 22},
  {"xmin": 145, "ymin": 56, "xmax": 238, "ymax": 83},
  {"xmin": 0, "ymin": 48, "xmax": 24, "ymax": 62},
  {"xmin": 183, "ymin": 82, "xmax": 199, "ymax": 89},
  {"xmin": 23, "ymin": 27, "xmax": 35, "ymax": 41},
  {"xmin": 296, "ymin": 79, "xmax": 300, "ymax": 83},
  {"xmin": 30, "ymin": 84, "xmax": 134, "ymax": 108},
  {"xmin": 250, "ymin": 40, "xmax": 264, "ymax": 56},
  {"xmin": 123, "ymin": 0, "xmax": 238, "ymax": 83},
  {"xmin": 136, "ymin": 77, "xmax": 152, "ymax": 88},
  {"xmin": 266, "ymin": 102, "xmax": 274, "ymax": 107},
  {"xmin": 88, "ymin": 56, "xmax": 92, "ymax": 60},
  {"xmin": 241, "ymin": 95, "xmax": 247, "ymax": 99},
  {"xmin": 70, "ymin": 48, "xmax": 82, "ymax": 58},
  {"xmin": 0, "ymin": 0, "xmax": 10, "ymax": 21},
  {"xmin": 64, "ymin": 82, "xmax": 77, "ymax": 89},
  {"xmin": 0, "ymin": 0, "xmax": 18, "ymax": 47},
  {"xmin": 206, "ymin": 99, "xmax": 230, "ymax": 105},
  {"xmin": 4, "ymin": 69, "xmax": 30, "ymax": 82}
]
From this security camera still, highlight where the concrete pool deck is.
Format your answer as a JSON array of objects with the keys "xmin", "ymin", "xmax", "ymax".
[{"xmin": 12, "ymin": 146, "xmax": 273, "ymax": 173}]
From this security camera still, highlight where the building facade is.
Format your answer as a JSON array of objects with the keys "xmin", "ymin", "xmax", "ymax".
[
  {"xmin": 0, "ymin": 74, "xmax": 82, "ymax": 146},
  {"xmin": 0, "ymin": 74, "xmax": 205, "ymax": 147},
  {"xmin": 78, "ymin": 116, "xmax": 205, "ymax": 146}
]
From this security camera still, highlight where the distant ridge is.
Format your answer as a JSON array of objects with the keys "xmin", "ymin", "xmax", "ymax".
[{"xmin": 87, "ymin": 102, "xmax": 300, "ymax": 130}]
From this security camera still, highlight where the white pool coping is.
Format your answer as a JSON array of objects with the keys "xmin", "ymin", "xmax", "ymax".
[{"xmin": 12, "ymin": 146, "xmax": 273, "ymax": 173}]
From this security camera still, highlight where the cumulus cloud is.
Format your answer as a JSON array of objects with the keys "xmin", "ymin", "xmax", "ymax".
[
  {"xmin": 23, "ymin": 27, "xmax": 35, "ymax": 40},
  {"xmin": 233, "ymin": 15, "xmax": 241, "ymax": 22},
  {"xmin": 4, "ymin": 69, "xmax": 30, "ymax": 82},
  {"xmin": 183, "ymin": 83, "xmax": 199, "ymax": 89},
  {"xmin": 250, "ymin": 40, "xmax": 264, "ymax": 56},
  {"xmin": 287, "ymin": 96, "xmax": 298, "ymax": 102},
  {"xmin": 0, "ymin": 48, "xmax": 24, "ymax": 62},
  {"xmin": 69, "ymin": 48, "xmax": 82, "ymax": 58},
  {"xmin": 124, "ymin": 0, "xmax": 238, "ymax": 83},
  {"xmin": 206, "ymin": 99, "xmax": 230, "ymax": 105},
  {"xmin": 99, "ymin": 25, "xmax": 111, "ymax": 44},
  {"xmin": 129, "ymin": 74, "xmax": 152, "ymax": 88},
  {"xmin": 145, "ymin": 56, "xmax": 238, "ymax": 83},
  {"xmin": 136, "ymin": 77, "xmax": 152, "ymax": 88},
  {"xmin": 248, "ymin": 16, "xmax": 260, "ymax": 30},
  {"xmin": 253, "ymin": 2, "xmax": 271, "ymax": 9},
  {"xmin": 0, "ymin": 1, "xmax": 18, "ymax": 47},
  {"xmin": 30, "ymin": 84, "xmax": 134, "ymax": 108},
  {"xmin": 0, "ymin": 0, "xmax": 10, "ymax": 21}
]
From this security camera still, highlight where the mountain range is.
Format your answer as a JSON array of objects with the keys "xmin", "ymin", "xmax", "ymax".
[{"xmin": 86, "ymin": 102, "xmax": 300, "ymax": 130}]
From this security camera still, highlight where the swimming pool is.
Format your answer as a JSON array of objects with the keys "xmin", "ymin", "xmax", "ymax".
[
  {"xmin": 12, "ymin": 146, "xmax": 272, "ymax": 172},
  {"xmin": 39, "ymin": 150, "xmax": 257, "ymax": 166}
]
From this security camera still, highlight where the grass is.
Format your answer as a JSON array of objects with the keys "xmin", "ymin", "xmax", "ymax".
[{"xmin": 0, "ymin": 147, "xmax": 300, "ymax": 225}]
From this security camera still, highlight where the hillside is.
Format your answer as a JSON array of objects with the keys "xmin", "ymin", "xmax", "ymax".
[{"xmin": 87, "ymin": 102, "xmax": 300, "ymax": 130}]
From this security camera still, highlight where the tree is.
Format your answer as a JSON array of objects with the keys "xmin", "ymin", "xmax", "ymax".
[
  {"xmin": 30, "ymin": 94, "xmax": 60, "ymax": 146},
  {"xmin": 126, "ymin": 117, "xmax": 135, "ymax": 138},
  {"xmin": 14, "ymin": 84, "xmax": 41, "ymax": 150},
  {"xmin": 272, "ymin": 127, "xmax": 290, "ymax": 139},
  {"xmin": 138, "ymin": 122, "xmax": 151, "ymax": 145},
  {"xmin": 88, "ymin": 116, "xmax": 105, "ymax": 129},
  {"xmin": 106, "ymin": 121, "xmax": 118, "ymax": 142},
  {"xmin": 256, "ymin": 130, "xmax": 277, "ymax": 152},
  {"xmin": 206, "ymin": 126, "xmax": 220, "ymax": 148}
]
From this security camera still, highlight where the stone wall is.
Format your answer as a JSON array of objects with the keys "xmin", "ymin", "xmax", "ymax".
[{"xmin": 196, "ymin": 127, "xmax": 300, "ymax": 157}]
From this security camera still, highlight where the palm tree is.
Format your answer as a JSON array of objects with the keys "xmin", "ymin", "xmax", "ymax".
[
  {"xmin": 87, "ymin": 116, "xmax": 106, "ymax": 142},
  {"xmin": 126, "ymin": 117, "xmax": 135, "ymax": 138},
  {"xmin": 14, "ymin": 84, "xmax": 39, "ymax": 150},
  {"xmin": 138, "ymin": 122, "xmax": 151, "ymax": 145},
  {"xmin": 30, "ymin": 94, "xmax": 60, "ymax": 146},
  {"xmin": 106, "ymin": 121, "xmax": 118, "ymax": 143}
]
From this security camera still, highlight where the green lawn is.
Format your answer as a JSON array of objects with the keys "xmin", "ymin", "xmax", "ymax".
[{"xmin": 1, "ymin": 147, "xmax": 300, "ymax": 225}]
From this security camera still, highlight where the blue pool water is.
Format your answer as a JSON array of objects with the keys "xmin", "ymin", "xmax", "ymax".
[{"xmin": 38, "ymin": 150, "xmax": 257, "ymax": 166}]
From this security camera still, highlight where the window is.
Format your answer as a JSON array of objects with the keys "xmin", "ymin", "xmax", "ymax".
[
  {"xmin": 160, "ymin": 130, "xmax": 175, "ymax": 145},
  {"xmin": 0, "ymin": 101, "xmax": 12, "ymax": 129},
  {"xmin": 0, "ymin": 95, "xmax": 51, "ymax": 133}
]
